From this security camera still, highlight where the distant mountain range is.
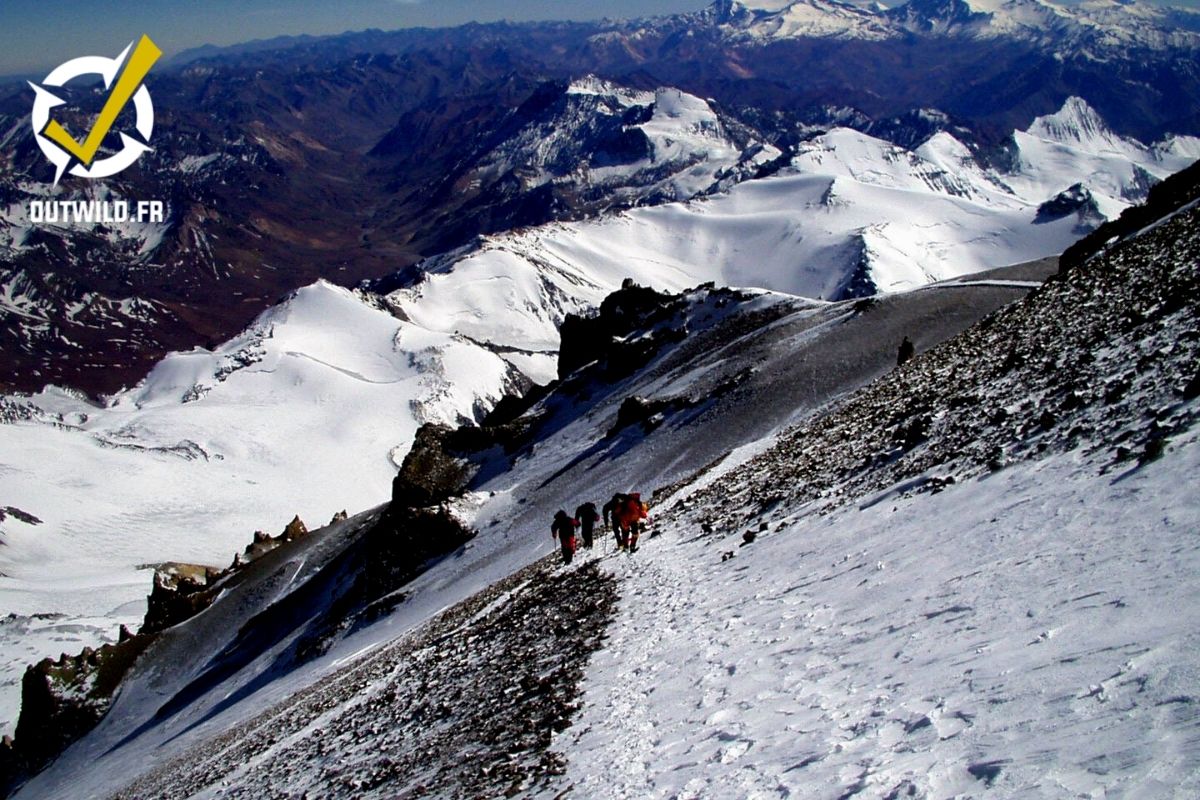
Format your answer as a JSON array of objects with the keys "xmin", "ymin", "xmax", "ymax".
[{"xmin": 0, "ymin": 0, "xmax": 1197, "ymax": 397}]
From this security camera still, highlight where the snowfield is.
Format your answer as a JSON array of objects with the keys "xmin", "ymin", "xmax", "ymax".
[
  {"xmin": 408, "ymin": 97, "xmax": 1197, "ymax": 307},
  {"xmin": 558, "ymin": 440, "xmax": 1200, "ymax": 798}
]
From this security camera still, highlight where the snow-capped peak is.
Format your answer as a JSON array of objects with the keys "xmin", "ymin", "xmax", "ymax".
[
  {"xmin": 471, "ymin": 77, "xmax": 780, "ymax": 206},
  {"xmin": 1025, "ymin": 96, "xmax": 1137, "ymax": 155},
  {"xmin": 711, "ymin": 0, "xmax": 893, "ymax": 40},
  {"xmin": 725, "ymin": 0, "xmax": 798, "ymax": 12},
  {"xmin": 565, "ymin": 75, "xmax": 653, "ymax": 107},
  {"xmin": 885, "ymin": 0, "xmax": 1076, "ymax": 39},
  {"xmin": 704, "ymin": 0, "xmax": 1200, "ymax": 50}
]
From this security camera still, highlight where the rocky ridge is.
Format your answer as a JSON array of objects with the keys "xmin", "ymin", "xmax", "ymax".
[{"xmin": 0, "ymin": 492, "xmax": 467, "ymax": 798}]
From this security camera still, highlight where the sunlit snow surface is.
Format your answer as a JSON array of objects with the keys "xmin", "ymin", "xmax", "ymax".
[
  {"xmin": 9, "ymin": 206, "xmax": 1198, "ymax": 797},
  {"xmin": 0, "ymin": 97, "xmax": 1194, "ymax": 735},
  {"xmin": 554, "ymin": 436, "xmax": 1200, "ymax": 798}
]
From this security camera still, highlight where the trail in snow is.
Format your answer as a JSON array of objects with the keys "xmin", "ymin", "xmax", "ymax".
[{"xmin": 554, "ymin": 435, "xmax": 1200, "ymax": 798}]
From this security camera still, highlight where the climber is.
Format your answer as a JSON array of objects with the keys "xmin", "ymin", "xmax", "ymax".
[
  {"xmin": 897, "ymin": 335, "xmax": 915, "ymax": 366},
  {"xmin": 611, "ymin": 492, "xmax": 650, "ymax": 553},
  {"xmin": 551, "ymin": 509, "xmax": 579, "ymax": 565},
  {"xmin": 574, "ymin": 501, "xmax": 600, "ymax": 549},
  {"xmin": 602, "ymin": 492, "xmax": 628, "ymax": 548}
]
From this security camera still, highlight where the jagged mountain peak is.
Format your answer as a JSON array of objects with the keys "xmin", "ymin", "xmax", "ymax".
[
  {"xmin": 1025, "ymin": 96, "xmax": 1134, "ymax": 153},
  {"xmin": 564, "ymin": 74, "xmax": 654, "ymax": 105},
  {"xmin": 700, "ymin": 0, "xmax": 1199, "ymax": 49},
  {"xmin": 450, "ymin": 77, "xmax": 778, "ymax": 209},
  {"xmin": 705, "ymin": 0, "xmax": 893, "ymax": 39}
]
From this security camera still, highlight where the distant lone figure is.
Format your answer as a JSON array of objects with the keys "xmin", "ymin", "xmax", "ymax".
[
  {"xmin": 551, "ymin": 509, "xmax": 578, "ymax": 565},
  {"xmin": 574, "ymin": 501, "xmax": 600, "ymax": 549},
  {"xmin": 897, "ymin": 336, "xmax": 915, "ymax": 366}
]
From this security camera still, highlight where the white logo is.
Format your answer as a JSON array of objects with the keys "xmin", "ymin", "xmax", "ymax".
[{"xmin": 28, "ymin": 37, "xmax": 160, "ymax": 186}]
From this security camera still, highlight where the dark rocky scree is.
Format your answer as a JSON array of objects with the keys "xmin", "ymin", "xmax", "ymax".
[
  {"xmin": 114, "ymin": 556, "xmax": 617, "ymax": 800},
  {"xmin": 672, "ymin": 199, "xmax": 1200, "ymax": 538},
  {"xmin": 1060, "ymin": 158, "xmax": 1200, "ymax": 271}
]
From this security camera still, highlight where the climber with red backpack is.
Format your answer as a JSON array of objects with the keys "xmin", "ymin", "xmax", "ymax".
[
  {"xmin": 551, "ymin": 509, "xmax": 579, "ymax": 565},
  {"xmin": 603, "ymin": 492, "xmax": 650, "ymax": 553}
]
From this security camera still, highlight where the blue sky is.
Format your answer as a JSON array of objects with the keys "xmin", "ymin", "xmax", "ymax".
[
  {"xmin": 0, "ymin": 1, "xmax": 707, "ymax": 77},
  {"xmin": 2, "ymin": 0, "xmax": 1197, "ymax": 77}
]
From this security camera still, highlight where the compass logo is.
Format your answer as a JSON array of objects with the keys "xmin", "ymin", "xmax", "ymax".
[{"xmin": 28, "ymin": 35, "xmax": 162, "ymax": 186}]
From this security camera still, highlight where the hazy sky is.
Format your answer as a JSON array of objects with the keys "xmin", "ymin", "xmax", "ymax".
[
  {"xmin": 2, "ymin": 0, "xmax": 1196, "ymax": 77},
  {"xmin": 0, "ymin": 1, "xmax": 708, "ymax": 77}
]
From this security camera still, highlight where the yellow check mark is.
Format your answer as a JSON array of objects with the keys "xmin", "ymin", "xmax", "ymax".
[{"xmin": 42, "ymin": 35, "xmax": 162, "ymax": 168}]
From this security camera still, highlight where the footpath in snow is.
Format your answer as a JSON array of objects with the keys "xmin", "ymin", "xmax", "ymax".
[{"xmin": 555, "ymin": 434, "xmax": 1200, "ymax": 798}]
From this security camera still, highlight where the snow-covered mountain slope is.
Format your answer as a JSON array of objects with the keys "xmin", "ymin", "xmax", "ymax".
[
  {"xmin": 563, "ymin": 431, "xmax": 1200, "ymax": 798},
  {"xmin": 10, "ymin": 272, "xmax": 1053, "ymax": 800},
  {"xmin": 711, "ymin": 0, "xmax": 1200, "ymax": 53},
  {"xmin": 710, "ymin": 0, "xmax": 894, "ymax": 41},
  {"xmin": 398, "ymin": 98, "xmax": 1195, "ymax": 309},
  {"xmin": 0, "ymin": 97, "xmax": 1193, "ymax": 737},
  {"xmin": 460, "ymin": 76, "xmax": 781, "ymax": 207},
  {"xmin": 0, "ymin": 280, "xmax": 523, "ymax": 735},
  {"xmin": 17, "ymin": 170, "xmax": 1199, "ymax": 798},
  {"xmin": 560, "ymin": 195, "xmax": 1200, "ymax": 799}
]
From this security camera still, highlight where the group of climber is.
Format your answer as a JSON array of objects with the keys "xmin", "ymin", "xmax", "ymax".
[{"xmin": 550, "ymin": 492, "xmax": 650, "ymax": 564}]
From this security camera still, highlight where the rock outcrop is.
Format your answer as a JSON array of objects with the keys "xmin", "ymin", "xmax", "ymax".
[
  {"xmin": 391, "ymin": 419, "xmax": 532, "ymax": 509},
  {"xmin": 140, "ymin": 563, "xmax": 224, "ymax": 636},
  {"xmin": 557, "ymin": 281, "xmax": 686, "ymax": 380},
  {"xmin": 0, "ymin": 633, "xmax": 155, "ymax": 795},
  {"xmin": 391, "ymin": 424, "xmax": 479, "ymax": 508},
  {"xmin": 233, "ymin": 514, "xmax": 311, "ymax": 567}
]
